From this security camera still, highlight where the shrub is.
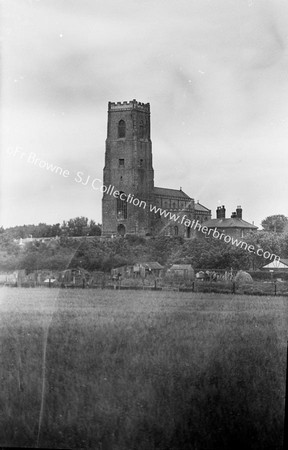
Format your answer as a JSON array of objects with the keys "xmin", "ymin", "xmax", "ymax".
[{"xmin": 235, "ymin": 271, "xmax": 253, "ymax": 285}]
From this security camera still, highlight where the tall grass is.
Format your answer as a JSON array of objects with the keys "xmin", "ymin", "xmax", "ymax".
[{"xmin": 0, "ymin": 288, "xmax": 287, "ymax": 449}]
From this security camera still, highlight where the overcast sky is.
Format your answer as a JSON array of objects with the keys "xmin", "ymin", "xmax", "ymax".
[{"xmin": 1, "ymin": 0, "xmax": 288, "ymax": 229}]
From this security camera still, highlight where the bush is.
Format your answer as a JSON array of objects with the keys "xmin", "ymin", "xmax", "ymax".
[
  {"xmin": 235, "ymin": 271, "xmax": 253, "ymax": 285},
  {"xmin": 125, "ymin": 235, "xmax": 146, "ymax": 246}
]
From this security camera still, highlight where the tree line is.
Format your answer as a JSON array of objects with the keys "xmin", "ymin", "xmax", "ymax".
[
  {"xmin": 0, "ymin": 217, "xmax": 101, "ymax": 240},
  {"xmin": 0, "ymin": 214, "xmax": 287, "ymax": 273}
]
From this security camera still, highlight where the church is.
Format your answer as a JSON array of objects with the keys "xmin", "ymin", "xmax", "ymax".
[{"xmin": 102, "ymin": 99, "xmax": 211, "ymax": 237}]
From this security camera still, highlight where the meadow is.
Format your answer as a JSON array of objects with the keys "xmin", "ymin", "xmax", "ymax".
[{"xmin": 0, "ymin": 287, "xmax": 287, "ymax": 449}]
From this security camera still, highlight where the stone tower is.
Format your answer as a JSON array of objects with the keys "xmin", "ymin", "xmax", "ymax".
[{"xmin": 102, "ymin": 100, "xmax": 154, "ymax": 236}]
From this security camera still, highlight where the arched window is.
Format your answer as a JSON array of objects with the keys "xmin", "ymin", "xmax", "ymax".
[
  {"xmin": 174, "ymin": 226, "xmax": 178, "ymax": 236},
  {"xmin": 139, "ymin": 121, "xmax": 144, "ymax": 138},
  {"xmin": 117, "ymin": 191, "xmax": 127, "ymax": 219},
  {"xmin": 117, "ymin": 224, "xmax": 126, "ymax": 236},
  {"xmin": 118, "ymin": 120, "xmax": 126, "ymax": 138}
]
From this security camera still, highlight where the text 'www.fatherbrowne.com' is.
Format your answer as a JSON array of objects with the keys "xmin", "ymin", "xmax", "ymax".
[
  {"xmin": 6, "ymin": 148, "xmax": 279, "ymax": 262},
  {"xmin": 149, "ymin": 204, "xmax": 280, "ymax": 262}
]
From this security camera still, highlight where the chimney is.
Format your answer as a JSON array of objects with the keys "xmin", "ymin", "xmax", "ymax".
[
  {"xmin": 236, "ymin": 205, "xmax": 242, "ymax": 219},
  {"xmin": 216, "ymin": 205, "xmax": 226, "ymax": 219},
  {"xmin": 231, "ymin": 212, "xmax": 237, "ymax": 218}
]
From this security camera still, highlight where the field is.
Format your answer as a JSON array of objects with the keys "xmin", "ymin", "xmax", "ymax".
[{"xmin": 0, "ymin": 288, "xmax": 287, "ymax": 449}]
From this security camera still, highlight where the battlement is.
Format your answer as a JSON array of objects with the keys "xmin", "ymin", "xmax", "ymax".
[{"xmin": 108, "ymin": 99, "xmax": 150, "ymax": 112}]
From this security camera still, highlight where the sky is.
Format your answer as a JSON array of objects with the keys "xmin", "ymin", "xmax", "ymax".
[{"xmin": 1, "ymin": 0, "xmax": 288, "ymax": 229}]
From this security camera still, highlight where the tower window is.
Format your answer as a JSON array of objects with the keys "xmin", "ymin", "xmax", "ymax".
[
  {"xmin": 139, "ymin": 121, "xmax": 144, "ymax": 138},
  {"xmin": 118, "ymin": 120, "xmax": 126, "ymax": 138},
  {"xmin": 174, "ymin": 226, "xmax": 178, "ymax": 236},
  {"xmin": 117, "ymin": 191, "xmax": 127, "ymax": 219},
  {"xmin": 119, "ymin": 159, "xmax": 124, "ymax": 166},
  {"xmin": 139, "ymin": 159, "xmax": 143, "ymax": 167}
]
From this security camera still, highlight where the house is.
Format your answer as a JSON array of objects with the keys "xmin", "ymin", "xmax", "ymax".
[
  {"xmin": 167, "ymin": 264, "xmax": 194, "ymax": 280},
  {"xmin": 133, "ymin": 262, "xmax": 164, "ymax": 278},
  {"xmin": 204, "ymin": 205, "xmax": 257, "ymax": 238},
  {"xmin": 262, "ymin": 258, "xmax": 288, "ymax": 270}
]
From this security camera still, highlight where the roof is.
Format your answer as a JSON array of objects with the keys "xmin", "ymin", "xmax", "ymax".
[
  {"xmin": 170, "ymin": 264, "xmax": 193, "ymax": 270},
  {"xmin": 153, "ymin": 186, "xmax": 191, "ymax": 199},
  {"xmin": 135, "ymin": 262, "xmax": 164, "ymax": 270},
  {"xmin": 195, "ymin": 202, "xmax": 211, "ymax": 213},
  {"xmin": 204, "ymin": 218, "xmax": 257, "ymax": 230},
  {"xmin": 262, "ymin": 259, "xmax": 288, "ymax": 269}
]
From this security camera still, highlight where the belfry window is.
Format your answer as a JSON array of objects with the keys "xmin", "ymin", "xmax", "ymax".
[
  {"xmin": 117, "ymin": 191, "xmax": 127, "ymax": 219},
  {"xmin": 119, "ymin": 159, "xmax": 124, "ymax": 166},
  {"xmin": 118, "ymin": 120, "xmax": 126, "ymax": 138},
  {"xmin": 139, "ymin": 121, "xmax": 144, "ymax": 138}
]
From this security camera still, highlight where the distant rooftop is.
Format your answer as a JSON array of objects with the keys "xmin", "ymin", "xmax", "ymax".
[
  {"xmin": 195, "ymin": 202, "xmax": 211, "ymax": 213},
  {"xmin": 204, "ymin": 218, "xmax": 257, "ymax": 229},
  {"xmin": 135, "ymin": 262, "xmax": 164, "ymax": 270},
  {"xmin": 154, "ymin": 186, "xmax": 192, "ymax": 199}
]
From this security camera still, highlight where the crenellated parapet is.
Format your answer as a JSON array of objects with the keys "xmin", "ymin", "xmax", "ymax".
[{"xmin": 108, "ymin": 99, "xmax": 150, "ymax": 113}]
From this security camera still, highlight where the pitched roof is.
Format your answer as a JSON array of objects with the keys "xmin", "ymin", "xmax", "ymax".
[
  {"xmin": 204, "ymin": 218, "xmax": 257, "ymax": 230},
  {"xmin": 153, "ymin": 186, "xmax": 191, "ymax": 199},
  {"xmin": 136, "ymin": 261, "xmax": 164, "ymax": 270},
  {"xmin": 195, "ymin": 202, "xmax": 211, "ymax": 213},
  {"xmin": 262, "ymin": 259, "xmax": 288, "ymax": 269},
  {"xmin": 170, "ymin": 264, "xmax": 193, "ymax": 270}
]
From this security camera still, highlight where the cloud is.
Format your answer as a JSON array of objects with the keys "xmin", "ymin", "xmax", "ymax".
[{"xmin": 2, "ymin": 0, "xmax": 288, "ymax": 227}]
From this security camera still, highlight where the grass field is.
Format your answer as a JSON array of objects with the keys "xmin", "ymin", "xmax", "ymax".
[{"xmin": 0, "ymin": 288, "xmax": 287, "ymax": 449}]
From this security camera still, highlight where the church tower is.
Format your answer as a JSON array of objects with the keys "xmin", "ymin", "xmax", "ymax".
[{"xmin": 102, "ymin": 100, "xmax": 154, "ymax": 236}]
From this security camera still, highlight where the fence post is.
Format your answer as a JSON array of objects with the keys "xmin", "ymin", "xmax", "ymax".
[
  {"xmin": 284, "ymin": 340, "xmax": 288, "ymax": 449},
  {"xmin": 274, "ymin": 281, "xmax": 277, "ymax": 296},
  {"xmin": 232, "ymin": 282, "xmax": 236, "ymax": 294}
]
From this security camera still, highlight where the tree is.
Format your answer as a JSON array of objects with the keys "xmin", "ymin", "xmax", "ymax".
[
  {"xmin": 65, "ymin": 217, "xmax": 89, "ymax": 237},
  {"xmin": 244, "ymin": 231, "xmax": 282, "ymax": 270},
  {"xmin": 88, "ymin": 220, "xmax": 101, "ymax": 236},
  {"xmin": 261, "ymin": 215, "xmax": 288, "ymax": 233}
]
